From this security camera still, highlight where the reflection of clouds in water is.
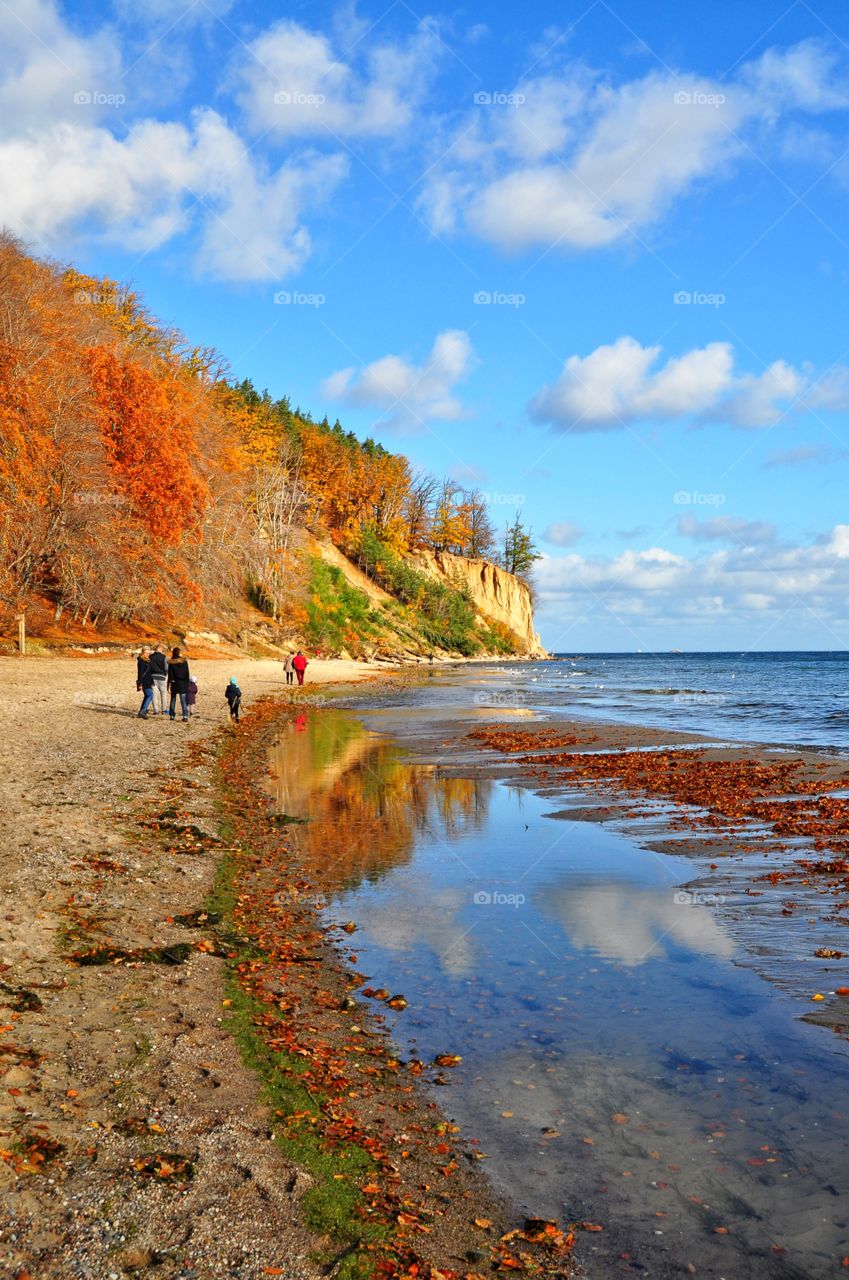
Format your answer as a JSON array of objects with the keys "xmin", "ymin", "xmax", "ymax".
[
  {"xmin": 346, "ymin": 876, "xmax": 477, "ymax": 975},
  {"xmin": 537, "ymin": 881, "xmax": 735, "ymax": 966}
]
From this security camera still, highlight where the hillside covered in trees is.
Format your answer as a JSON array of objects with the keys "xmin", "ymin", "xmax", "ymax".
[{"xmin": 0, "ymin": 236, "xmax": 541, "ymax": 658}]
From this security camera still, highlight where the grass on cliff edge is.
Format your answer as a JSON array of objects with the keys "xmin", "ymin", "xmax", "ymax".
[{"xmin": 206, "ymin": 819, "xmax": 386, "ymax": 1279}]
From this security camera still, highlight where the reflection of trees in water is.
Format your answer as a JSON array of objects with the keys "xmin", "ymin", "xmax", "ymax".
[{"xmin": 267, "ymin": 712, "xmax": 492, "ymax": 894}]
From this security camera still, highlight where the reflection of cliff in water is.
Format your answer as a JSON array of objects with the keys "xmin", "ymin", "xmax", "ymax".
[{"xmin": 267, "ymin": 710, "xmax": 493, "ymax": 895}]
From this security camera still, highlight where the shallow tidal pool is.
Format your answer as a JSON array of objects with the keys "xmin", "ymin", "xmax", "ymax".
[{"xmin": 267, "ymin": 708, "xmax": 849, "ymax": 1280}]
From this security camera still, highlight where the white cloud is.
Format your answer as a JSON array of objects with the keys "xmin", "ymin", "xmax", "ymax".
[
  {"xmin": 322, "ymin": 330, "xmax": 476, "ymax": 430},
  {"xmin": 418, "ymin": 41, "xmax": 849, "ymax": 253},
  {"xmin": 824, "ymin": 525, "xmax": 849, "ymax": 558},
  {"xmin": 535, "ymin": 526, "xmax": 849, "ymax": 643},
  {"xmin": 677, "ymin": 514, "xmax": 776, "ymax": 545},
  {"xmin": 234, "ymin": 19, "xmax": 440, "ymax": 139},
  {"xmin": 741, "ymin": 39, "xmax": 849, "ymax": 114},
  {"xmin": 544, "ymin": 521, "xmax": 583, "ymax": 547},
  {"xmin": 0, "ymin": 0, "xmax": 123, "ymax": 134},
  {"xmin": 0, "ymin": 2, "xmax": 347, "ymax": 280},
  {"xmin": 721, "ymin": 360, "xmax": 805, "ymax": 427},
  {"xmin": 528, "ymin": 336, "xmax": 841, "ymax": 431},
  {"xmin": 0, "ymin": 111, "xmax": 347, "ymax": 280}
]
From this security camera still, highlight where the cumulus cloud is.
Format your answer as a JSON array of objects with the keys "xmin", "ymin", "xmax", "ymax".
[
  {"xmin": 233, "ymin": 18, "xmax": 440, "ymax": 138},
  {"xmin": 0, "ymin": 1, "xmax": 347, "ymax": 280},
  {"xmin": 544, "ymin": 521, "xmax": 583, "ymax": 547},
  {"xmin": 0, "ymin": 111, "xmax": 347, "ymax": 280},
  {"xmin": 677, "ymin": 515, "xmax": 776, "ymax": 545},
  {"xmin": 534, "ymin": 526, "xmax": 849, "ymax": 642},
  {"xmin": 418, "ymin": 40, "xmax": 849, "ymax": 253},
  {"xmin": 322, "ymin": 330, "xmax": 476, "ymax": 430},
  {"xmin": 528, "ymin": 336, "xmax": 847, "ymax": 431}
]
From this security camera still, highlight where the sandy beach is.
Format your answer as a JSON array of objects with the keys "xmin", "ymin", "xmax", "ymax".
[{"xmin": 0, "ymin": 655, "xmax": 385, "ymax": 1279}]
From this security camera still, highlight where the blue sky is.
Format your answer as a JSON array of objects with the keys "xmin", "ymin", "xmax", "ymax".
[{"xmin": 5, "ymin": 0, "xmax": 849, "ymax": 650}]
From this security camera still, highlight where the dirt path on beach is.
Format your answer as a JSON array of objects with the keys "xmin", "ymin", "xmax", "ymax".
[{"xmin": 0, "ymin": 655, "xmax": 381, "ymax": 1280}]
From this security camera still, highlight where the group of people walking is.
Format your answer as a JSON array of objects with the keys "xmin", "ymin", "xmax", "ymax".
[
  {"xmin": 136, "ymin": 646, "xmax": 196, "ymax": 721},
  {"xmin": 135, "ymin": 645, "xmax": 310, "ymax": 722}
]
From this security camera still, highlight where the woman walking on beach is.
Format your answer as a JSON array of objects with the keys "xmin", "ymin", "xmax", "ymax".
[
  {"xmin": 149, "ymin": 644, "xmax": 168, "ymax": 716},
  {"xmin": 293, "ymin": 650, "xmax": 308, "ymax": 686},
  {"xmin": 167, "ymin": 647, "xmax": 191, "ymax": 722},
  {"xmin": 136, "ymin": 648, "xmax": 155, "ymax": 719},
  {"xmin": 284, "ymin": 653, "xmax": 295, "ymax": 686}
]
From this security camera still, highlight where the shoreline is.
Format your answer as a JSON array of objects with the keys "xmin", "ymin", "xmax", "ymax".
[
  {"xmin": 5, "ymin": 655, "xmax": 849, "ymax": 1276},
  {"xmin": 0, "ymin": 657, "xmax": 573, "ymax": 1280}
]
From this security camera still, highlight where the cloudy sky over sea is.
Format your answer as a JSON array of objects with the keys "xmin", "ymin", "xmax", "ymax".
[{"xmin": 6, "ymin": 0, "xmax": 849, "ymax": 648}]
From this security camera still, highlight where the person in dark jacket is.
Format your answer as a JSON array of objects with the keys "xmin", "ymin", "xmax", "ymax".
[
  {"xmin": 224, "ymin": 678, "xmax": 242, "ymax": 722},
  {"xmin": 149, "ymin": 645, "xmax": 168, "ymax": 716},
  {"xmin": 136, "ymin": 648, "xmax": 154, "ymax": 719},
  {"xmin": 187, "ymin": 677, "xmax": 198, "ymax": 716},
  {"xmin": 167, "ymin": 647, "xmax": 191, "ymax": 722}
]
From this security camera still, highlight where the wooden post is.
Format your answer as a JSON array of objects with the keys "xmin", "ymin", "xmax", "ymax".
[{"xmin": 16, "ymin": 613, "xmax": 26, "ymax": 655}]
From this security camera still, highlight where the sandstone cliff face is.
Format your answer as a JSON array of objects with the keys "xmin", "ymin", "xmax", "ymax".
[{"xmin": 407, "ymin": 548, "xmax": 547, "ymax": 656}]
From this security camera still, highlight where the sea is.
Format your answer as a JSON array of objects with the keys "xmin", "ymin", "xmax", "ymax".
[{"xmin": 399, "ymin": 651, "xmax": 849, "ymax": 751}]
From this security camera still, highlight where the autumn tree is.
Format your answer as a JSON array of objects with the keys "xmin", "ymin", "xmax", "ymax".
[
  {"xmin": 403, "ymin": 470, "xmax": 438, "ymax": 548},
  {"xmin": 457, "ymin": 488, "xmax": 496, "ymax": 559},
  {"xmin": 430, "ymin": 480, "xmax": 469, "ymax": 553}
]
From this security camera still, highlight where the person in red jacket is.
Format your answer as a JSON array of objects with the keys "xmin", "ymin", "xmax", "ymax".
[{"xmin": 292, "ymin": 650, "xmax": 308, "ymax": 686}]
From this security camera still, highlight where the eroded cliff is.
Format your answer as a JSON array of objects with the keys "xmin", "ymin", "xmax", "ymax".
[{"xmin": 407, "ymin": 548, "xmax": 547, "ymax": 656}]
